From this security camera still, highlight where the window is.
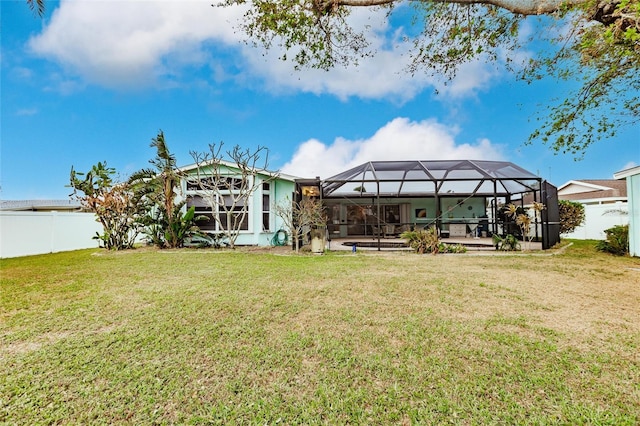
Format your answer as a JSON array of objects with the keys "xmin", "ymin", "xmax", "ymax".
[
  {"xmin": 186, "ymin": 176, "xmax": 245, "ymax": 191},
  {"xmin": 187, "ymin": 195, "xmax": 215, "ymax": 231},
  {"xmin": 383, "ymin": 205, "xmax": 400, "ymax": 224},
  {"xmin": 262, "ymin": 182, "xmax": 270, "ymax": 232},
  {"xmin": 221, "ymin": 195, "xmax": 249, "ymax": 231},
  {"xmin": 187, "ymin": 194, "xmax": 249, "ymax": 232}
]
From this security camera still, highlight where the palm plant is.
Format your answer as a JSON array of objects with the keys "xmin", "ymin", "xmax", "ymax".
[
  {"xmin": 401, "ymin": 226, "xmax": 440, "ymax": 254},
  {"xmin": 26, "ymin": 0, "xmax": 45, "ymax": 16},
  {"xmin": 492, "ymin": 233, "xmax": 521, "ymax": 251},
  {"xmin": 504, "ymin": 202, "xmax": 545, "ymax": 250},
  {"xmin": 131, "ymin": 130, "xmax": 201, "ymax": 248}
]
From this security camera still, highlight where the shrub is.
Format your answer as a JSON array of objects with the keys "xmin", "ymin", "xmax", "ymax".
[
  {"xmin": 439, "ymin": 243, "xmax": 467, "ymax": 253},
  {"xmin": 492, "ymin": 233, "xmax": 521, "ymax": 251},
  {"xmin": 401, "ymin": 226, "xmax": 440, "ymax": 254},
  {"xmin": 559, "ymin": 200, "xmax": 586, "ymax": 234},
  {"xmin": 596, "ymin": 224, "xmax": 629, "ymax": 256}
]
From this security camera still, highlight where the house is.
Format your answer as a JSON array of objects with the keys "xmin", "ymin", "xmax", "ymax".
[
  {"xmin": 178, "ymin": 160, "xmax": 300, "ymax": 247},
  {"xmin": 557, "ymin": 179, "xmax": 628, "ymax": 240},
  {"xmin": 613, "ymin": 166, "xmax": 640, "ymax": 257}
]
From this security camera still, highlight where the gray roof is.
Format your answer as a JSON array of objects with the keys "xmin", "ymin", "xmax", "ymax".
[
  {"xmin": 559, "ymin": 179, "xmax": 627, "ymax": 201},
  {"xmin": 0, "ymin": 199, "xmax": 83, "ymax": 211},
  {"xmin": 322, "ymin": 160, "xmax": 541, "ymax": 197}
]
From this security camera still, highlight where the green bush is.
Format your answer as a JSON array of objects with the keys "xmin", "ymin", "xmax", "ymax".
[
  {"xmin": 438, "ymin": 243, "xmax": 467, "ymax": 253},
  {"xmin": 596, "ymin": 224, "xmax": 629, "ymax": 256},
  {"xmin": 401, "ymin": 226, "xmax": 440, "ymax": 254},
  {"xmin": 492, "ymin": 233, "xmax": 521, "ymax": 251},
  {"xmin": 559, "ymin": 200, "xmax": 586, "ymax": 234}
]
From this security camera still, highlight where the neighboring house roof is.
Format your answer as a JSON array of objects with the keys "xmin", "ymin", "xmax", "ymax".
[
  {"xmin": 0, "ymin": 199, "xmax": 82, "ymax": 211},
  {"xmin": 178, "ymin": 159, "xmax": 301, "ymax": 182},
  {"xmin": 558, "ymin": 179, "xmax": 627, "ymax": 202}
]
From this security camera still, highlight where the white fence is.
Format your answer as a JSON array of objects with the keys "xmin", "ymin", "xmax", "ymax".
[
  {"xmin": 562, "ymin": 203, "xmax": 629, "ymax": 240},
  {"xmin": 0, "ymin": 211, "xmax": 102, "ymax": 258}
]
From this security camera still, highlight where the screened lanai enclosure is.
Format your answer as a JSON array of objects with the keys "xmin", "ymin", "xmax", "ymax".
[{"xmin": 296, "ymin": 160, "xmax": 560, "ymax": 250}]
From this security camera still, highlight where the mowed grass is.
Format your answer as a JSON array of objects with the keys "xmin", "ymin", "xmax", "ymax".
[{"xmin": 1, "ymin": 242, "xmax": 640, "ymax": 424}]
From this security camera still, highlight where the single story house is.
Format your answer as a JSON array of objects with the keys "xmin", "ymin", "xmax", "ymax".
[{"xmin": 177, "ymin": 159, "xmax": 300, "ymax": 247}]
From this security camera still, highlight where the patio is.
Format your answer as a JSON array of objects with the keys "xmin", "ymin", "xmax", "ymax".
[
  {"xmin": 325, "ymin": 236, "xmax": 543, "ymax": 252},
  {"xmin": 297, "ymin": 160, "xmax": 559, "ymax": 251}
]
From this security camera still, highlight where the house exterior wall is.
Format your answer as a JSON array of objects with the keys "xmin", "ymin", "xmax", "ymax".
[
  {"xmin": 613, "ymin": 166, "xmax": 640, "ymax": 257},
  {"xmin": 626, "ymin": 173, "xmax": 639, "ymax": 257},
  {"xmin": 324, "ymin": 196, "xmax": 489, "ymax": 238},
  {"xmin": 0, "ymin": 211, "xmax": 102, "ymax": 258},
  {"xmin": 181, "ymin": 165, "xmax": 296, "ymax": 246}
]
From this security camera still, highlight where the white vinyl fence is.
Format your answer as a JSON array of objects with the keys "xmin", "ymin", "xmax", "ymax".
[
  {"xmin": 0, "ymin": 211, "xmax": 102, "ymax": 258},
  {"xmin": 562, "ymin": 202, "xmax": 629, "ymax": 240}
]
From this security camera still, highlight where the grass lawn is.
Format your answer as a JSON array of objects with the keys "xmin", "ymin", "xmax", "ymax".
[{"xmin": 1, "ymin": 241, "xmax": 640, "ymax": 424}]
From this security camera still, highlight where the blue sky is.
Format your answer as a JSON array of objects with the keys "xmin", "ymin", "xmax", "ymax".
[{"xmin": 1, "ymin": 0, "xmax": 638, "ymax": 200}]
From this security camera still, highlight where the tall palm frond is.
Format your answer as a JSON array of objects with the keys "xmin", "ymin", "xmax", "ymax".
[
  {"xmin": 150, "ymin": 131, "xmax": 177, "ymax": 173},
  {"xmin": 26, "ymin": 0, "xmax": 45, "ymax": 16}
]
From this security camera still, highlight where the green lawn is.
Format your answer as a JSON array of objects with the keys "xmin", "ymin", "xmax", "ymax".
[{"xmin": 2, "ymin": 242, "xmax": 640, "ymax": 424}]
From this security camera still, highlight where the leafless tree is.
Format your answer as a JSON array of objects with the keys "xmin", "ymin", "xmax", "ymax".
[
  {"xmin": 190, "ymin": 143, "xmax": 279, "ymax": 248},
  {"xmin": 273, "ymin": 197, "xmax": 326, "ymax": 252}
]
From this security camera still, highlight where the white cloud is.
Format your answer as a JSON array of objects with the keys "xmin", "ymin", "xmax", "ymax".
[
  {"xmin": 28, "ymin": 0, "xmax": 501, "ymax": 99},
  {"xmin": 621, "ymin": 161, "xmax": 638, "ymax": 171},
  {"xmin": 281, "ymin": 117, "xmax": 504, "ymax": 178},
  {"xmin": 29, "ymin": 0, "xmax": 244, "ymax": 89},
  {"xmin": 240, "ymin": 7, "xmax": 500, "ymax": 101},
  {"xmin": 15, "ymin": 108, "xmax": 39, "ymax": 116}
]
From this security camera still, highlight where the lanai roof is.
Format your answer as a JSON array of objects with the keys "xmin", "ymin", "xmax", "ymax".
[{"xmin": 322, "ymin": 160, "xmax": 541, "ymax": 197}]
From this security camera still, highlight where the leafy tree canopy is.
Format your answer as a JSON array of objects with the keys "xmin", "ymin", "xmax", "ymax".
[{"xmin": 217, "ymin": 0, "xmax": 638, "ymax": 155}]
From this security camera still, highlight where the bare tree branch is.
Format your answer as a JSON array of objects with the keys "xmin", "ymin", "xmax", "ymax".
[{"xmin": 189, "ymin": 143, "xmax": 279, "ymax": 248}]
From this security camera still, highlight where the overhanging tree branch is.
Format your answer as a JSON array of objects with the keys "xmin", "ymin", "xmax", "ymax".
[{"xmin": 320, "ymin": 0, "xmax": 584, "ymax": 15}]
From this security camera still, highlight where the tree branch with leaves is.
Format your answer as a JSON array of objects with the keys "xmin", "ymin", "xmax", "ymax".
[
  {"xmin": 69, "ymin": 162, "xmax": 147, "ymax": 250},
  {"xmin": 218, "ymin": 0, "xmax": 639, "ymax": 154}
]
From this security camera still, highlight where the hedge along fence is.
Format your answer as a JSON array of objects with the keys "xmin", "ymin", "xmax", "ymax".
[{"xmin": 0, "ymin": 211, "xmax": 102, "ymax": 258}]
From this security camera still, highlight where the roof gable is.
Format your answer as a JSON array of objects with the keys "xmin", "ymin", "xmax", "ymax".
[
  {"xmin": 178, "ymin": 159, "xmax": 300, "ymax": 182},
  {"xmin": 557, "ymin": 180, "xmax": 614, "ymax": 195},
  {"xmin": 558, "ymin": 179, "xmax": 627, "ymax": 201}
]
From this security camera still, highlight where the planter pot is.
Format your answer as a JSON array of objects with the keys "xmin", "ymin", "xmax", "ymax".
[{"xmin": 311, "ymin": 236, "xmax": 325, "ymax": 253}]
